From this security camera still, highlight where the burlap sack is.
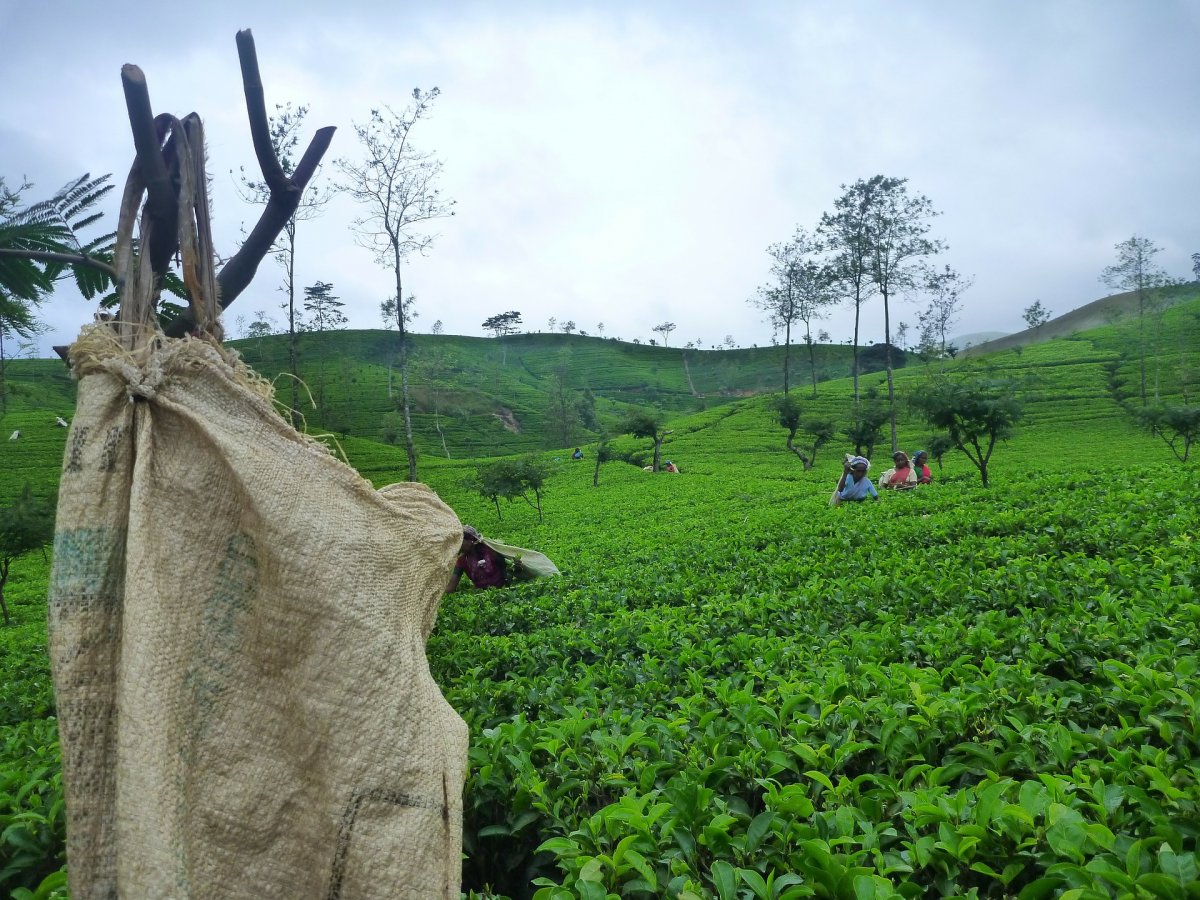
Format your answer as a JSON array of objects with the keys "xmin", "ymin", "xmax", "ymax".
[{"xmin": 49, "ymin": 325, "xmax": 468, "ymax": 899}]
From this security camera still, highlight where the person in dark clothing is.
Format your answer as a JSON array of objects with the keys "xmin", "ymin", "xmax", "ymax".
[{"xmin": 446, "ymin": 525, "xmax": 507, "ymax": 592}]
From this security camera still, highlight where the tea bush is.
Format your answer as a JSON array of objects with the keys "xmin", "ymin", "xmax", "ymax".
[{"xmin": 2, "ymin": 302, "xmax": 1199, "ymax": 896}]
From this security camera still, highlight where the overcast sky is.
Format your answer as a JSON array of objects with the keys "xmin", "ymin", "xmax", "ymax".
[{"xmin": 3, "ymin": 1, "xmax": 1198, "ymax": 355}]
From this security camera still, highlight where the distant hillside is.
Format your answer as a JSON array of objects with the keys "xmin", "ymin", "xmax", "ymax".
[
  {"xmin": 6, "ymin": 288, "xmax": 1197, "ymax": 471},
  {"xmin": 225, "ymin": 331, "xmax": 862, "ymax": 456},
  {"xmin": 962, "ymin": 283, "xmax": 1199, "ymax": 356},
  {"xmin": 3, "ymin": 297, "xmax": 1199, "ymax": 504}
]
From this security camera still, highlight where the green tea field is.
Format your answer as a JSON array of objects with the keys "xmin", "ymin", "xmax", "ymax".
[{"xmin": 1, "ymin": 303, "xmax": 1198, "ymax": 898}]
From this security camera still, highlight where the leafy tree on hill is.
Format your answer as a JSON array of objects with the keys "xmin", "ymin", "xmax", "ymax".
[
  {"xmin": 1132, "ymin": 403, "xmax": 1200, "ymax": 463},
  {"xmin": 337, "ymin": 88, "xmax": 455, "ymax": 482},
  {"xmin": 469, "ymin": 456, "xmax": 550, "ymax": 522},
  {"xmin": 861, "ymin": 175, "xmax": 945, "ymax": 453},
  {"xmin": 652, "ymin": 321, "xmax": 676, "ymax": 347},
  {"xmin": 483, "ymin": 311, "xmax": 522, "ymax": 366},
  {"xmin": 303, "ymin": 281, "xmax": 346, "ymax": 331},
  {"xmin": 751, "ymin": 228, "xmax": 837, "ymax": 398},
  {"xmin": 1, "ymin": 484, "xmax": 54, "ymax": 626},
  {"xmin": 859, "ymin": 343, "xmax": 906, "ymax": 376},
  {"xmin": 843, "ymin": 396, "xmax": 889, "ymax": 460},
  {"xmin": 625, "ymin": 411, "xmax": 670, "ymax": 472},
  {"xmin": 918, "ymin": 265, "xmax": 973, "ymax": 362},
  {"xmin": 592, "ymin": 440, "xmax": 615, "ymax": 486},
  {"xmin": 1022, "ymin": 299, "xmax": 1052, "ymax": 331},
  {"xmin": 912, "ymin": 376, "xmax": 1023, "ymax": 487},
  {"xmin": 483, "ymin": 310, "xmax": 522, "ymax": 337},
  {"xmin": 770, "ymin": 394, "xmax": 834, "ymax": 470},
  {"xmin": 820, "ymin": 180, "xmax": 878, "ymax": 403},
  {"xmin": 1100, "ymin": 235, "xmax": 1175, "ymax": 406},
  {"xmin": 302, "ymin": 282, "xmax": 343, "ymax": 417},
  {"xmin": 246, "ymin": 310, "xmax": 274, "ymax": 342},
  {"xmin": 546, "ymin": 356, "xmax": 581, "ymax": 449}
]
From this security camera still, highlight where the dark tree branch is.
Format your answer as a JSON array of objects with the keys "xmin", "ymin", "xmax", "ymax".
[
  {"xmin": 164, "ymin": 30, "xmax": 336, "ymax": 337},
  {"xmin": 120, "ymin": 66, "xmax": 180, "ymax": 276},
  {"xmin": 236, "ymin": 30, "xmax": 289, "ymax": 193}
]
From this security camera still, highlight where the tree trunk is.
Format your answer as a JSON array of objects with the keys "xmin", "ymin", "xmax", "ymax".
[
  {"xmin": 0, "ymin": 564, "xmax": 9, "ymax": 626},
  {"xmin": 783, "ymin": 317, "xmax": 791, "ymax": 394},
  {"xmin": 0, "ymin": 329, "xmax": 6, "ymax": 416},
  {"xmin": 434, "ymin": 400, "xmax": 450, "ymax": 459},
  {"xmin": 785, "ymin": 431, "xmax": 811, "ymax": 469},
  {"xmin": 286, "ymin": 224, "xmax": 300, "ymax": 427},
  {"xmin": 393, "ymin": 244, "xmax": 418, "ymax": 481},
  {"xmin": 399, "ymin": 343, "xmax": 417, "ymax": 481},
  {"xmin": 852, "ymin": 290, "xmax": 862, "ymax": 403},
  {"xmin": 806, "ymin": 332, "xmax": 818, "ymax": 399},
  {"xmin": 882, "ymin": 288, "xmax": 898, "ymax": 452},
  {"xmin": 1138, "ymin": 290, "xmax": 1148, "ymax": 406}
]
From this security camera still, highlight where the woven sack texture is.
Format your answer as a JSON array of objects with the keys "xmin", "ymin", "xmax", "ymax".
[{"xmin": 49, "ymin": 326, "xmax": 468, "ymax": 899}]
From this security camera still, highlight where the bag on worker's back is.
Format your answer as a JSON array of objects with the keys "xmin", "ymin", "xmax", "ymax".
[
  {"xmin": 49, "ymin": 324, "xmax": 468, "ymax": 899},
  {"xmin": 479, "ymin": 536, "xmax": 561, "ymax": 580}
]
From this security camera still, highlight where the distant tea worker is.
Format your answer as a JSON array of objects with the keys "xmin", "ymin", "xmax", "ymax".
[
  {"xmin": 878, "ymin": 451, "xmax": 917, "ymax": 490},
  {"xmin": 836, "ymin": 456, "xmax": 879, "ymax": 503},
  {"xmin": 446, "ymin": 525, "xmax": 506, "ymax": 592}
]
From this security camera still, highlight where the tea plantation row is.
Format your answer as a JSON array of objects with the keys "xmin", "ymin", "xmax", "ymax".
[
  {"xmin": 421, "ymin": 459, "xmax": 1199, "ymax": 898},
  {"xmin": 2, "ymin": 302, "xmax": 1199, "ymax": 896}
]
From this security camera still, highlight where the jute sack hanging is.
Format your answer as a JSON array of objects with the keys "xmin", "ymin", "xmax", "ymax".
[{"xmin": 48, "ymin": 111, "xmax": 467, "ymax": 899}]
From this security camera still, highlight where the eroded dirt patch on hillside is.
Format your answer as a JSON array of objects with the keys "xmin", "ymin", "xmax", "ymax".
[{"xmin": 493, "ymin": 407, "xmax": 521, "ymax": 432}]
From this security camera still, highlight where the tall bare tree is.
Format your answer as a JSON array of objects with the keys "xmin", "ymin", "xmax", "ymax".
[
  {"xmin": 652, "ymin": 321, "xmax": 677, "ymax": 347},
  {"xmin": 1100, "ymin": 234, "xmax": 1173, "ymax": 406},
  {"xmin": 819, "ymin": 182, "xmax": 878, "ymax": 402},
  {"xmin": 918, "ymin": 264, "xmax": 973, "ymax": 362},
  {"xmin": 236, "ymin": 103, "xmax": 334, "ymax": 426},
  {"xmin": 862, "ymin": 175, "xmax": 945, "ymax": 452},
  {"xmin": 750, "ymin": 229, "xmax": 827, "ymax": 394},
  {"xmin": 337, "ymin": 88, "xmax": 455, "ymax": 481}
]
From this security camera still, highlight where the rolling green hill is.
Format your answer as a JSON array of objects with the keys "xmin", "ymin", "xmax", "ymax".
[
  {"xmin": 2, "ymin": 296, "xmax": 1199, "ymax": 897},
  {"xmin": 225, "ymin": 330, "xmax": 858, "ymax": 458},
  {"xmin": 1, "ymin": 291, "xmax": 1197, "ymax": 506}
]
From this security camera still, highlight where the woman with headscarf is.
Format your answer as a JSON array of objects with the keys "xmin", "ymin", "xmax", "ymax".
[
  {"xmin": 446, "ymin": 525, "xmax": 507, "ymax": 592},
  {"xmin": 835, "ymin": 456, "xmax": 879, "ymax": 503},
  {"xmin": 912, "ymin": 450, "xmax": 933, "ymax": 484},
  {"xmin": 878, "ymin": 450, "xmax": 918, "ymax": 490}
]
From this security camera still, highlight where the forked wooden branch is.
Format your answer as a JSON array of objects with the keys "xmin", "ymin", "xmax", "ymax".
[
  {"xmin": 48, "ymin": 30, "xmax": 335, "ymax": 359},
  {"xmin": 115, "ymin": 28, "xmax": 335, "ymax": 338}
]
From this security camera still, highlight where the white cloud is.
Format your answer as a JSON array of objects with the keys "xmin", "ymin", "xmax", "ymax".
[{"xmin": 2, "ymin": 1, "xmax": 1198, "ymax": 356}]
